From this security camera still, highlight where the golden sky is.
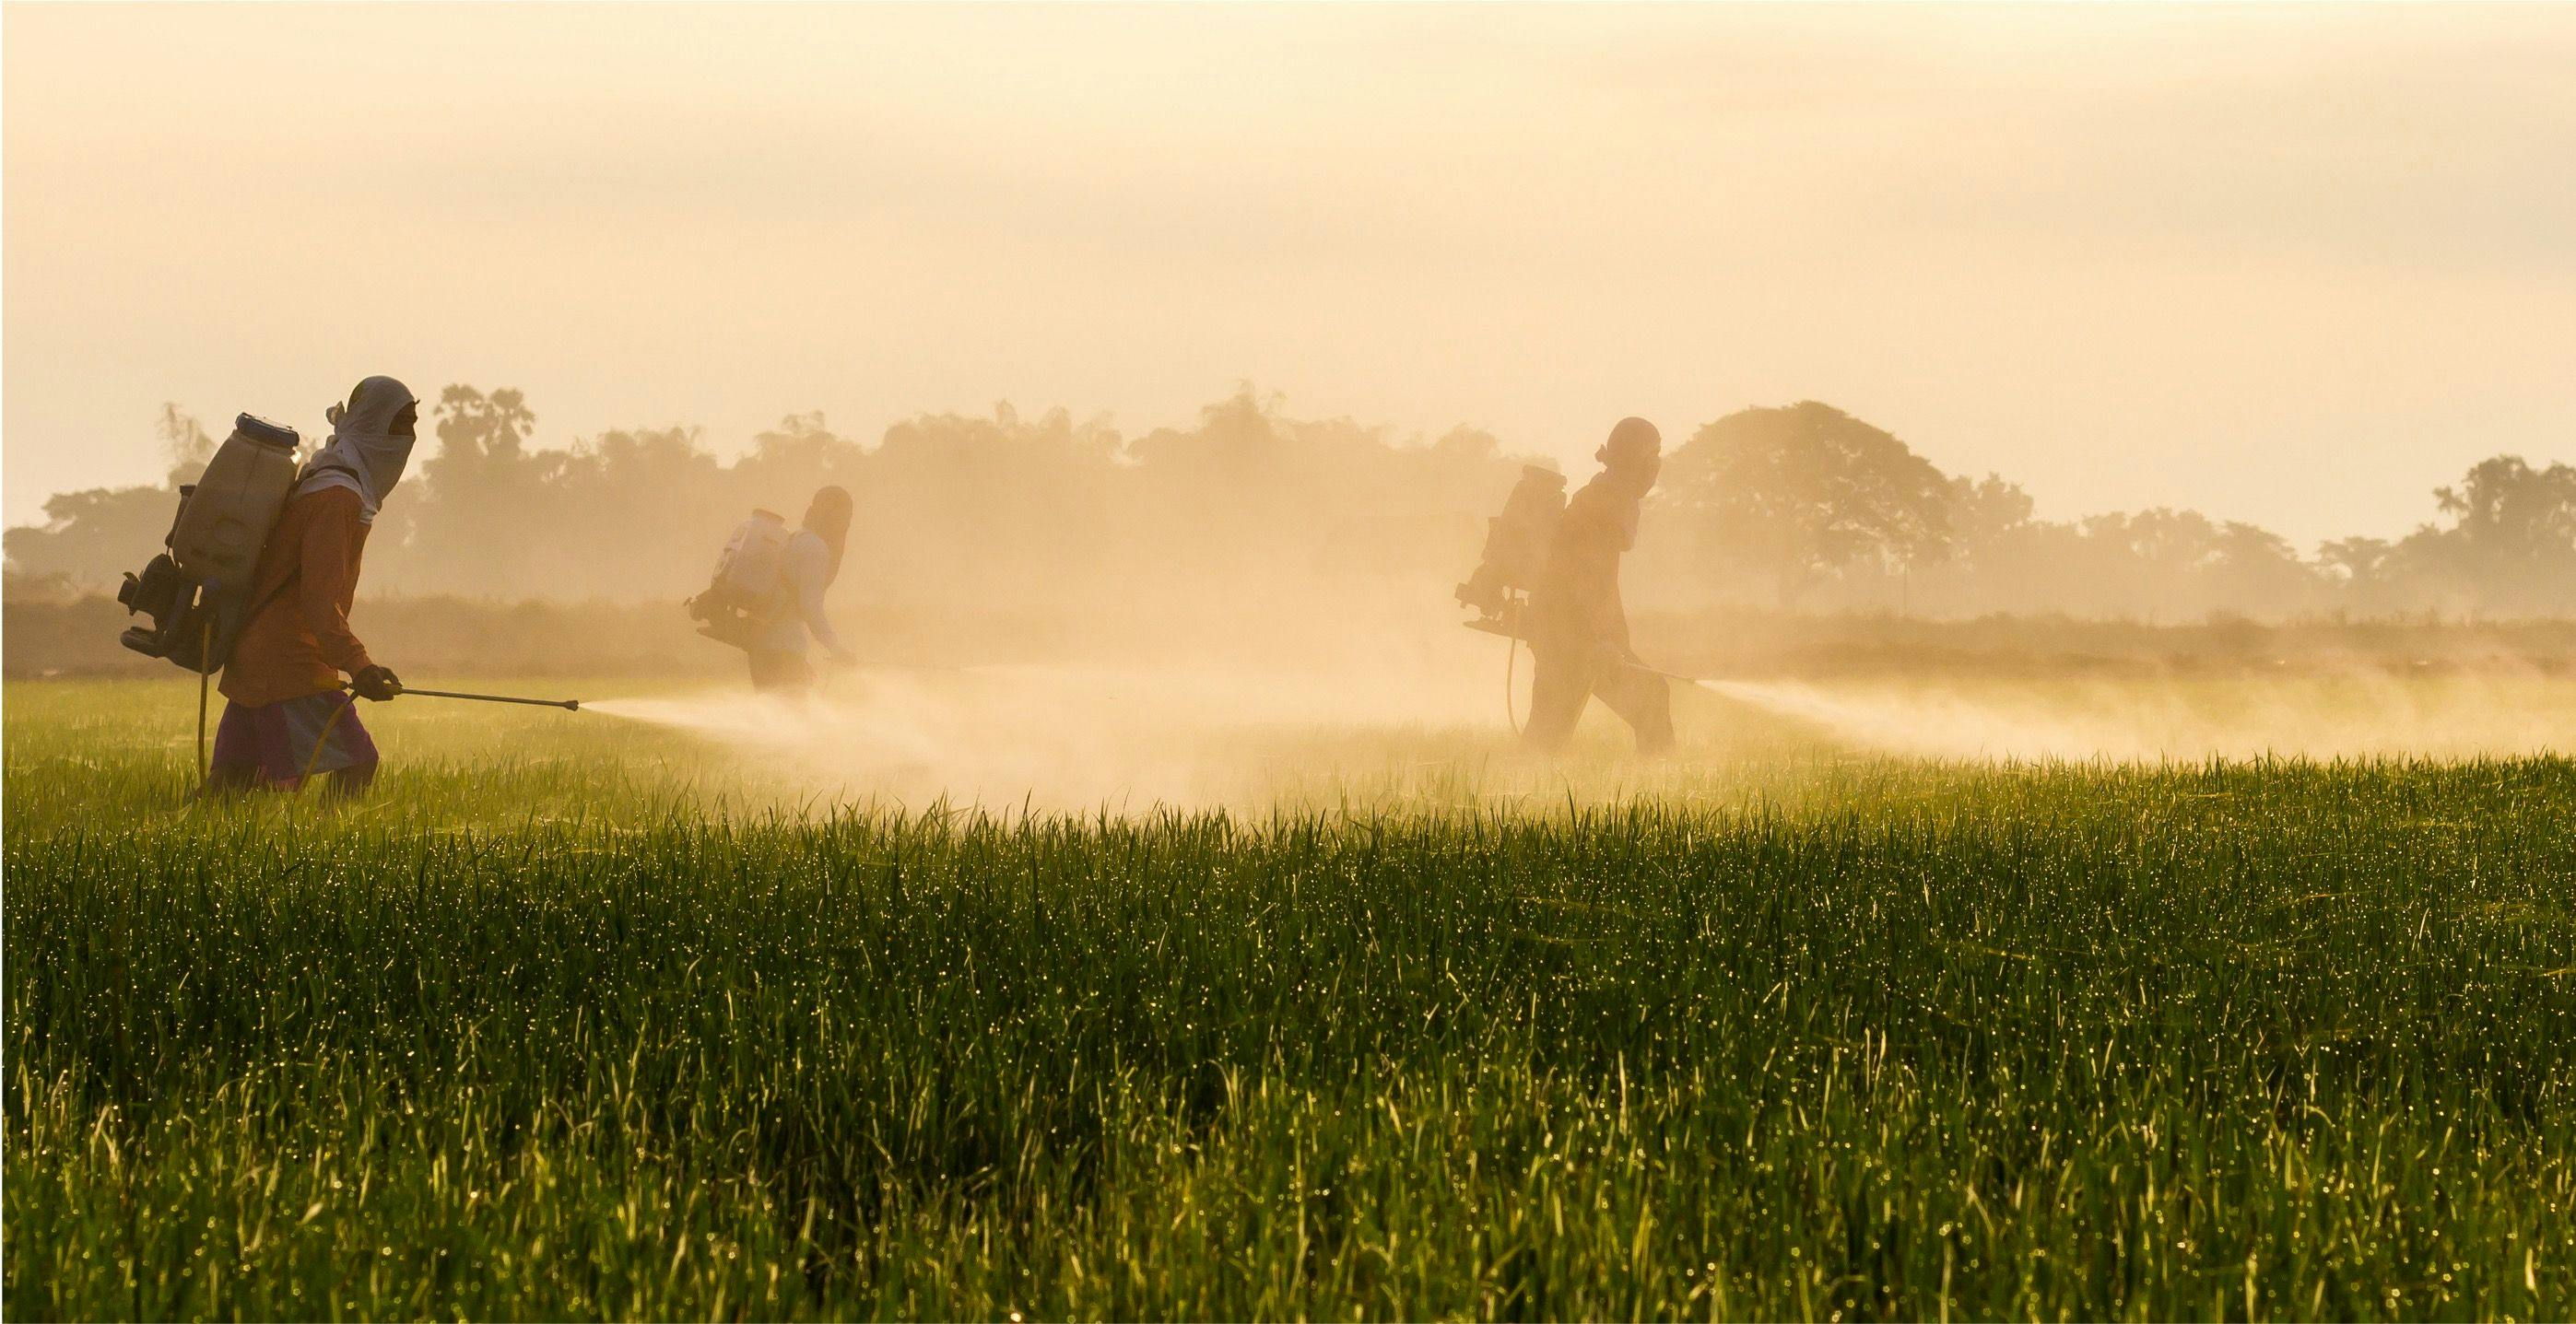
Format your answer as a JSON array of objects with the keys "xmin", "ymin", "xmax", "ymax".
[{"xmin": 6, "ymin": 3, "xmax": 2571, "ymax": 546}]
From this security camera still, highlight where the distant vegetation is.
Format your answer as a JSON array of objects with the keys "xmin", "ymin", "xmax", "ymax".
[
  {"xmin": 13, "ymin": 592, "xmax": 2576, "ymax": 682},
  {"xmin": 7, "ymin": 387, "xmax": 2572, "ymax": 622},
  {"xmin": 1650, "ymin": 401, "xmax": 2576, "ymax": 621}
]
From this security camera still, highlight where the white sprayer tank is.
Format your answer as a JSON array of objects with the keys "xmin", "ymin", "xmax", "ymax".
[{"xmin": 169, "ymin": 415, "xmax": 300, "ymax": 594}]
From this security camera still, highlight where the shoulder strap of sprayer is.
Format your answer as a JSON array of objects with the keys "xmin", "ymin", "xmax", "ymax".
[{"xmin": 239, "ymin": 463, "xmax": 365, "ymax": 626}]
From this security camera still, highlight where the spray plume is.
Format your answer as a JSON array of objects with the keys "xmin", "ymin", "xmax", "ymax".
[{"xmin": 569, "ymin": 653, "xmax": 2576, "ymax": 814}]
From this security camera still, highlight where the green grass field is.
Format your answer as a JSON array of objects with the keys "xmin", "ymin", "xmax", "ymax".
[{"xmin": 6, "ymin": 674, "xmax": 2574, "ymax": 1319}]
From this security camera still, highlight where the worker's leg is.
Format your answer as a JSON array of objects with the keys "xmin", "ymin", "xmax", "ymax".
[
  {"xmin": 202, "ymin": 699, "xmax": 285, "ymax": 795},
  {"xmin": 1519, "ymin": 646, "xmax": 1592, "ymax": 753},
  {"xmin": 323, "ymin": 760, "xmax": 379, "ymax": 801},
  {"xmin": 199, "ymin": 761, "xmax": 258, "ymax": 798},
  {"xmin": 1596, "ymin": 665, "xmax": 1676, "ymax": 756},
  {"xmin": 288, "ymin": 692, "xmax": 380, "ymax": 795},
  {"xmin": 748, "ymin": 650, "xmax": 813, "ymax": 695}
]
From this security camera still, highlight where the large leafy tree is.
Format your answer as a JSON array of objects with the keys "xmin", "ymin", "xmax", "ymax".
[
  {"xmin": 394, "ymin": 386, "xmax": 555, "ymax": 592},
  {"xmin": 2433, "ymin": 456, "xmax": 2576, "ymax": 570},
  {"xmin": 1666, "ymin": 401, "xmax": 1953, "ymax": 607},
  {"xmin": 2395, "ymin": 455, "xmax": 2576, "ymax": 614}
]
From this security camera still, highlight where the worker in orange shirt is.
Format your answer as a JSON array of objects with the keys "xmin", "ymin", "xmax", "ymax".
[{"xmin": 206, "ymin": 376, "xmax": 414, "ymax": 796}]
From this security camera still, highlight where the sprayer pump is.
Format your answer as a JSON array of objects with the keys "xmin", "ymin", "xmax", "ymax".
[{"xmin": 1454, "ymin": 464, "xmax": 1566, "ymax": 639}]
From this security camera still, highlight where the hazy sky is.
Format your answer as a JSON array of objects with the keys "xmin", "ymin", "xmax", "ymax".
[{"xmin": 6, "ymin": 3, "xmax": 2571, "ymax": 547}]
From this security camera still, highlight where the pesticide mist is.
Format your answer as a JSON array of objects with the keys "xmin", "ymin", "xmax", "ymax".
[
  {"xmin": 576, "ymin": 658, "xmax": 2576, "ymax": 813},
  {"xmin": 582, "ymin": 653, "xmax": 1517, "ymax": 809},
  {"xmin": 1699, "ymin": 672, "xmax": 2576, "ymax": 763}
]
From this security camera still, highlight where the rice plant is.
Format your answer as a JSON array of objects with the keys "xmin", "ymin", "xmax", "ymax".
[{"xmin": 6, "ymin": 679, "xmax": 2572, "ymax": 1319}]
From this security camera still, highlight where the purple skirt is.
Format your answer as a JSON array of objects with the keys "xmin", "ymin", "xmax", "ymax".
[{"xmin": 211, "ymin": 691, "xmax": 379, "ymax": 788}]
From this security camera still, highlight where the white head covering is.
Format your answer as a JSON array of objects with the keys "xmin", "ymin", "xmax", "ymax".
[{"xmin": 299, "ymin": 375, "xmax": 418, "ymax": 523}]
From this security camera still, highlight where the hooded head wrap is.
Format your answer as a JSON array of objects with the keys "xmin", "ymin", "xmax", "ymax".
[
  {"xmin": 804, "ymin": 485, "xmax": 854, "ymax": 583},
  {"xmin": 299, "ymin": 376, "xmax": 419, "ymax": 523}
]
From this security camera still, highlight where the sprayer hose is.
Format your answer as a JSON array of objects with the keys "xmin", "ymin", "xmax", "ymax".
[
  {"xmin": 195, "ymin": 620, "xmax": 213, "ymax": 784},
  {"xmin": 298, "ymin": 695, "xmax": 356, "ymax": 787}
]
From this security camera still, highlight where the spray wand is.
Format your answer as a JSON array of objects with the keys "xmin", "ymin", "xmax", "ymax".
[
  {"xmin": 271, "ymin": 680, "xmax": 582, "ymax": 786},
  {"xmin": 1621, "ymin": 660, "xmax": 1711, "ymax": 688},
  {"xmin": 394, "ymin": 685, "xmax": 582, "ymax": 710},
  {"xmin": 342, "ymin": 680, "xmax": 582, "ymax": 710}
]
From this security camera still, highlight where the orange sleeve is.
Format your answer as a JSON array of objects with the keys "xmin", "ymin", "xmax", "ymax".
[{"xmin": 298, "ymin": 489, "xmax": 375, "ymax": 675}]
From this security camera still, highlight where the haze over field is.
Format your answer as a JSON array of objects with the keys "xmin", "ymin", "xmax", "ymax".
[
  {"xmin": 7, "ymin": 3, "xmax": 2572, "ymax": 547},
  {"xmin": 9, "ymin": 10, "xmax": 2576, "ymax": 1317}
]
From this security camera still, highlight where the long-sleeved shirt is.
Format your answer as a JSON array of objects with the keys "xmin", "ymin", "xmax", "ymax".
[
  {"xmin": 218, "ymin": 485, "xmax": 375, "ymax": 706},
  {"xmin": 1526, "ymin": 475, "xmax": 1644, "ymax": 655},
  {"xmin": 754, "ymin": 529, "xmax": 845, "ymax": 657}
]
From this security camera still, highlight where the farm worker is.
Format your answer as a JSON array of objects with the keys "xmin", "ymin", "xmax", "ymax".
[
  {"xmin": 1519, "ymin": 416, "xmax": 1676, "ymax": 756},
  {"xmin": 205, "ymin": 376, "xmax": 414, "ymax": 796},
  {"xmin": 747, "ymin": 485, "xmax": 857, "ymax": 694}
]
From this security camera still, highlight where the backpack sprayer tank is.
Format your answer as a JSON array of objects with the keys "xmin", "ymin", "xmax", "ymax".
[
  {"xmin": 686, "ymin": 509, "xmax": 794, "ymax": 650},
  {"xmin": 117, "ymin": 414, "xmax": 302, "ymax": 673},
  {"xmin": 1455, "ymin": 464, "xmax": 1566, "ymax": 639}
]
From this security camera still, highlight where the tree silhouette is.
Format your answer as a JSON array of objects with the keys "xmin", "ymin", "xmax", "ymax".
[
  {"xmin": 3, "ymin": 403, "xmax": 214, "ymax": 597},
  {"xmin": 2206, "ymin": 521, "xmax": 2317, "ymax": 615},
  {"xmin": 2434, "ymin": 456, "xmax": 2576, "ymax": 554},
  {"xmin": 2403, "ymin": 456, "xmax": 2576, "ymax": 615},
  {"xmin": 2317, "ymin": 536, "xmax": 2399, "ymax": 615},
  {"xmin": 8, "ymin": 391, "xmax": 2571, "ymax": 624},
  {"xmin": 436, "ymin": 386, "xmax": 536, "ymax": 462},
  {"xmin": 732, "ymin": 413, "xmax": 862, "ymax": 498},
  {"xmin": 1667, "ymin": 402, "xmax": 1953, "ymax": 607},
  {"xmin": 398, "ymin": 387, "xmax": 555, "ymax": 594},
  {"xmin": 157, "ymin": 403, "xmax": 218, "ymax": 486}
]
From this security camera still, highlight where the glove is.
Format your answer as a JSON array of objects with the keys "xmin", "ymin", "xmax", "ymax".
[{"xmin": 351, "ymin": 664, "xmax": 403, "ymax": 702}]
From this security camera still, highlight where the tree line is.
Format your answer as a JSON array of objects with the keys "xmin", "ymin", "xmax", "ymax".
[
  {"xmin": 6, "ymin": 388, "xmax": 2570, "ymax": 622},
  {"xmin": 1645, "ymin": 401, "xmax": 2576, "ymax": 621}
]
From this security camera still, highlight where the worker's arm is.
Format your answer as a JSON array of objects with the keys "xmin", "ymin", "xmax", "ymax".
[
  {"xmin": 1558, "ymin": 500, "xmax": 1634, "ymax": 652},
  {"xmin": 1604, "ymin": 540, "xmax": 1638, "ymax": 658},
  {"xmin": 792, "ymin": 537, "xmax": 852, "ymax": 660},
  {"xmin": 297, "ymin": 487, "xmax": 376, "ymax": 676},
  {"xmin": 1605, "ymin": 585, "xmax": 1635, "ymax": 658}
]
